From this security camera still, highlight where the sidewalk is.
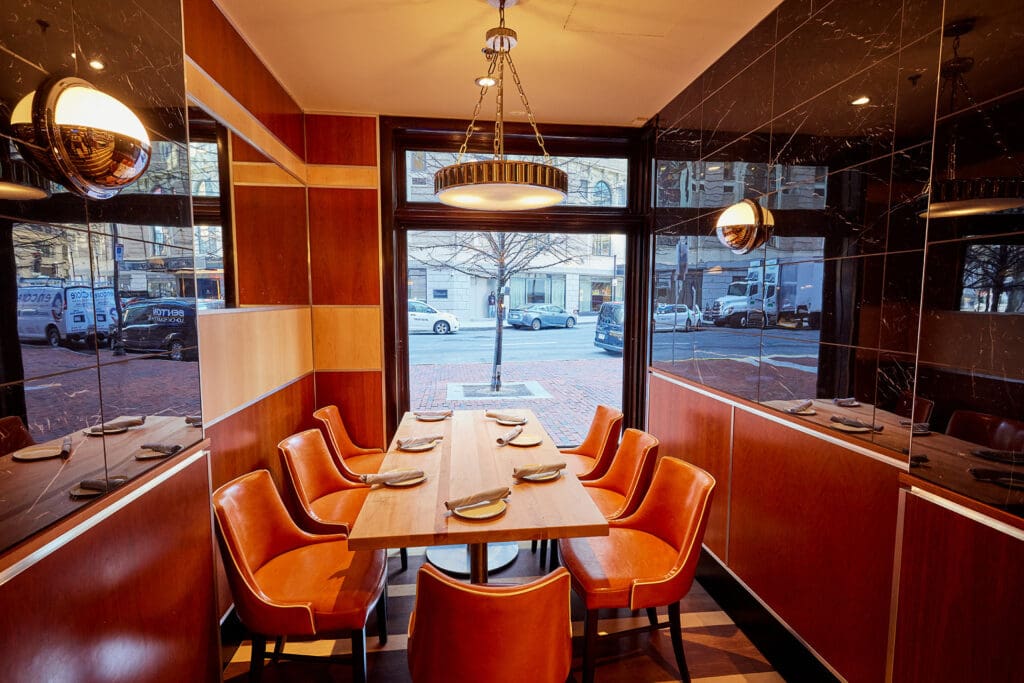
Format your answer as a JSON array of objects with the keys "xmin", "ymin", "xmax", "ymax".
[{"xmin": 459, "ymin": 314, "xmax": 598, "ymax": 331}]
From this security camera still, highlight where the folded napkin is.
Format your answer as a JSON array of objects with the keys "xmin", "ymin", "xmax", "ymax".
[
  {"xmin": 106, "ymin": 416, "xmax": 146, "ymax": 429},
  {"xmin": 830, "ymin": 415, "xmax": 883, "ymax": 431},
  {"xmin": 78, "ymin": 476, "xmax": 128, "ymax": 492},
  {"xmin": 141, "ymin": 443, "xmax": 182, "ymax": 456},
  {"xmin": 185, "ymin": 415, "xmax": 202, "ymax": 426},
  {"xmin": 60, "ymin": 435, "xmax": 73, "ymax": 459},
  {"xmin": 445, "ymin": 486, "xmax": 511, "ymax": 511},
  {"xmin": 414, "ymin": 410, "xmax": 452, "ymax": 418},
  {"xmin": 513, "ymin": 462, "xmax": 567, "ymax": 480},
  {"xmin": 496, "ymin": 425, "xmax": 524, "ymax": 445},
  {"xmin": 971, "ymin": 449, "xmax": 1024, "ymax": 465},
  {"xmin": 787, "ymin": 400, "xmax": 813, "ymax": 413},
  {"xmin": 833, "ymin": 397, "xmax": 859, "ymax": 407},
  {"xmin": 397, "ymin": 435, "xmax": 443, "ymax": 449},
  {"xmin": 486, "ymin": 410, "xmax": 525, "ymax": 423},
  {"xmin": 360, "ymin": 469, "xmax": 425, "ymax": 486}
]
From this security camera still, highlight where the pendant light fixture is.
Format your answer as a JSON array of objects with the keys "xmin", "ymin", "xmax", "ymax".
[
  {"xmin": 434, "ymin": 0, "xmax": 567, "ymax": 211},
  {"xmin": 921, "ymin": 18, "xmax": 1024, "ymax": 219},
  {"xmin": 715, "ymin": 198, "xmax": 775, "ymax": 254}
]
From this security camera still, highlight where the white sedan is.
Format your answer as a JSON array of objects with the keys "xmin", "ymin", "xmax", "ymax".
[
  {"xmin": 408, "ymin": 300, "xmax": 460, "ymax": 334},
  {"xmin": 652, "ymin": 304, "xmax": 701, "ymax": 332}
]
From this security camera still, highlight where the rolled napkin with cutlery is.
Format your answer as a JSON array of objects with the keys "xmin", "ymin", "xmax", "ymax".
[
  {"xmin": 496, "ymin": 425, "xmax": 524, "ymax": 445},
  {"xmin": 414, "ymin": 409, "xmax": 452, "ymax": 418},
  {"xmin": 86, "ymin": 416, "xmax": 147, "ymax": 434},
  {"xmin": 397, "ymin": 435, "xmax": 443, "ymax": 449},
  {"xmin": 78, "ymin": 476, "xmax": 128, "ymax": 492},
  {"xmin": 140, "ymin": 443, "xmax": 183, "ymax": 456},
  {"xmin": 787, "ymin": 400, "xmax": 813, "ymax": 414},
  {"xmin": 830, "ymin": 415, "xmax": 883, "ymax": 431},
  {"xmin": 513, "ymin": 462, "xmax": 567, "ymax": 480},
  {"xmin": 486, "ymin": 410, "xmax": 525, "ymax": 423},
  {"xmin": 445, "ymin": 486, "xmax": 511, "ymax": 511},
  {"xmin": 361, "ymin": 469, "xmax": 426, "ymax": 486},
  {"xmin": 185, "ymin": 415, "xmax": 203, "ymax": 426},
  {"xmin": 833, "ymin": 397, "xmax": 859, "ymax": 407}
]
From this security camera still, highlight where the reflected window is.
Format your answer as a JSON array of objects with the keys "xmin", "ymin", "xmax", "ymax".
[
  {"xmin": 187, "ymin": 110, "xmax": 232, "ymax": 308},
  {"xmin": 960, "ymin": 240, "xmax": 1024, "ymax": 312}
]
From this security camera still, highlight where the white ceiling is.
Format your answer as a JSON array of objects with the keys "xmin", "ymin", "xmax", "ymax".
[{"xmin": 212, "ymin": 0, "xmax": 781, "ymax": 127}]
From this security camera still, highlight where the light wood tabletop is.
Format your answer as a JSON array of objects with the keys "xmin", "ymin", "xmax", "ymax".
[{"xmin": 346, "ymin": 409, "xmax": 609, "ymax": 580}]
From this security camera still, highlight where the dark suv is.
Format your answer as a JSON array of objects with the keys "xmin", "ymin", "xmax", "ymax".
[
  {"xmin": 120, "ymin": 298, "xmax": 198, "ymax": 361},
  {"xmin": 593, "ymin": 302, "xmax": 624, "ymax": 354}
]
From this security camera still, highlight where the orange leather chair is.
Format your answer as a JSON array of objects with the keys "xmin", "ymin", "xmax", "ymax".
[
  {"xmin": 313, "ymin": 404, "xmax": 385, "ymax": 478},
  {"xmin": 407, "ymin": 564, "xmax": 572, "ymax": 683},
  {"xmin": 212, "ymin": 470, "xmax": 388, "ymax": 683},
  {"xmin": 893, "ymin": 391, "xmax": 935, "ymax": 424},
  {"xmin": 280, "ymin": 428, "xmax": 408, "ymax": 570},
  {"xmin": 560, "ymin": 404, "xmax": 624, "ymax": 481},
  {"xmin": 0, "ymin": 415, "xmax": 34, "ymax": 456},
  {"xmin": 559, "ymin": 456, "xmax": 715, "ymax": 683},
  {"xmin": 946, "ymin": 409, "xmax": 1024, "ymax": 451},
  {"xmin": 582, "ymin": 428, "xmax": 660, "ymax": 520}
]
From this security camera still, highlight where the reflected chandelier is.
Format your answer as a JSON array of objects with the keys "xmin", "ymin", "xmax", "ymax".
[{"xmin": 434, "ymin": 0, "xmax": 567, "ymax": 211}]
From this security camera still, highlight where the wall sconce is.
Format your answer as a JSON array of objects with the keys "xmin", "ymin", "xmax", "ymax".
[
  {"xmin": 715, "ymin": 199, "xmax": 775, "ymax": 254},
  {"xmin": 10, "ymin": 77, "xmax": 151, "ymax": 199}
]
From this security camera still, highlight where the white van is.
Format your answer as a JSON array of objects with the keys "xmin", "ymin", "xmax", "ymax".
[
  {"xmin": 92, "ymin": 287, "xmax": 118, "ymax": 343},
  {"xmin": 17, "ymin": 285, "xmax": 97, "ymax": 347}
]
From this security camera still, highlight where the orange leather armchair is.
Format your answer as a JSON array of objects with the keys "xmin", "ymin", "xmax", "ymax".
[
  {"xmin": 582, "ymin": 427, "xmax": 660, "ymax": 520},
  {"xmin": 560, "ymin": 404, "xmax": 623, "ymax": 481},
  {"xmin": 0, "ymin": 415, "xmax": 34, "ymax": 456},
  {"xmin": 946, "ymin": 409, "xmax": 1024, "ymax": 451},
  {"xmin": 313, "ymin": 404, "xmax": 385, "ymax": 479},
  {"xmin": 894, "ymin": 391, "xmax": 935, "ymax": 424},
  {"xmin": 212, "ymin": 470, "xmax": 387, "ymax": 683},
  {"xmin": 407, "ymin": 564, "xmax": 572, "ymax": 683},
  {"xmin": 559, "ymin": 456, "xmax": 715, "ymax": 683}
]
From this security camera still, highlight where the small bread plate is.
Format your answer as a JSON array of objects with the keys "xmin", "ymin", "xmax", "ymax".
[
  {"xmin": 911, "ymin": 426, "xmax": 931, "ymax": 436},
  {"xmin": 83, "ymin": 425, "xmax": 129, "ymax": 436},
  {"xmin": 788, "ymin": 408, "xmax": 817, "ymax": 416},
  {"xmin": 829, "ymin": 423, "xmax": 871, "ymax": 433},
  {"xmin": 11, "ymin": 445, "xmax": 65, "ymax": 461},
  {"xmin": 383, "ymin": 469, "xmax": 427, "ymax": 487},
  {"xmin": 414, "ymin": 414, "xmax": 449, "ymax": 422},
  {"xmin": 452, "ymin": 499, "xmax": 507, "ymax": 520},
  {"xmin": 398, "ymin": 440, "xmax": 439, "ymax": 452},
  {"xmin": 508, "ymin": 433, "xmax": 543, "ymax": 447},
  {"xmin": 519, "ymin": 467, "xmax": 561, "ymax": 482},
  {"xmin": 495, "ymin": 417, "xmax": 528, "ymax": 426}
]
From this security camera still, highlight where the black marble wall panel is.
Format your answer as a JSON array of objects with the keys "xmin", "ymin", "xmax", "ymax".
[
  {"xmin": 650, "ymin": 0, "xmax": 1024, "ymax": 512},
  {"xmin": 0, "ymin": 0, "xmax": 200, "ymax": 554}
]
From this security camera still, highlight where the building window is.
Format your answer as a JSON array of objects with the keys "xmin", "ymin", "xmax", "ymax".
[
  {"xmin": 408, "ymin": 267, "xmax": 427, "ymax": 300},
  {"xmin": 592, "ymin": 235, "xmax": 611, "ymax": 256},
  {"xmin": 593, "ymin": 180, "xmax": 612, "ymax": 205}
]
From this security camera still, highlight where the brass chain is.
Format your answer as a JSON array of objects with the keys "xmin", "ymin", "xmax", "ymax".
[
  {"xmin": 494, "ymin": 55, "xmax": 505, "ymax": 159},
  {"xmin": 456, "ymin": 51, "xmax": 498, "ymax": 163},
  {"xmin": 506, "ymin": 53, "xmax": 552, "ymax": 162}
]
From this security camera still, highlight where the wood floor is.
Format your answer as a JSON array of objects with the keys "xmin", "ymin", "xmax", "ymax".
[{"xmin": 222, "ymin": 544, "xmax": 783, "ymax": 682}]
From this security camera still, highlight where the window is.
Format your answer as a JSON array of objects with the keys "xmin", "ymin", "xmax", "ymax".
[
  {"xmin": 592, "ymin": 235, "xmax": 611, "ymax": 256},
  {"xmin": 408, "ymin": 267, "xmax": 427, "ymax": 300},
  {"xmin": 592, "ymin": 180, "xmax": 612, "ymax": 205},
  {"xmin": 960, "ymin": 241, "xmax": 1024, "ymax": 312}
]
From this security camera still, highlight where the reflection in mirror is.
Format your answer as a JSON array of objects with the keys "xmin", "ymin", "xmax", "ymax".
[{"xmin": 186, "ymin": 107, "xmax": 232, "ymax": 308}]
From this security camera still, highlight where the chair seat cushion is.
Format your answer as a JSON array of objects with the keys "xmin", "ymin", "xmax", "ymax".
[
  {"xmin": 584, "ymin": 486, "xmax": 626, "ymax": 519},
  {"xmin": 254, "ymin": 539, "xmax": 386, "ymax": 633},
  {"xmin": 345, "ymin": 452, "xmax": 385, "ymax": 475},
  {"xmin": 561, "ymin": 452, "xmax": 596, "ymax": 477},
  {"xmin": 558, "ymin": 528, "xmax": 677, "ymax": 610},
  {"xmin": 310, "ymin": 488, "xmax": 369, "ymax": 529}
]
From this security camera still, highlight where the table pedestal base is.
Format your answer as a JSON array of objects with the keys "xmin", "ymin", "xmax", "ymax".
[{"xmin": 425, "ymin": 542, "xmax": 519, "ymax": 583}]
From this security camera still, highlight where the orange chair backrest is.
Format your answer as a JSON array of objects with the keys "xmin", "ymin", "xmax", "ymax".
[
  {"xmin": 617, "ymin": 456, "xmax": 715, "ymax": 610},
  {"xmin": 0, "ymin": 415, "xmax": 34, "ymax": 455},
  {"xmin": 212, "ymin": 470, "xmax": 318, "ymax": 635},
  {"xmin": 587, "ymin": 428, "xmax": 659, "ymax": 513},
  {"xmin": 947, "ymin": 409, "xmax": 1024, "ymax": 451},
  {"xmin": 408, "ymin": 564, "xmax": 572, "ymax": 683},
  {"xmin": 894, "ymin": 391, "xmax": 935, "ymax": 424},
  {"xmin": 571, "ymin": 404, "xmax": 623, "ymax": 460},
  {"xmin": 279, "ymin": 429, "xmax": 362, "ymax": 507},
  {"xmin": 313, "ymin": 404, "xmax": 362, "ymax": 461}
]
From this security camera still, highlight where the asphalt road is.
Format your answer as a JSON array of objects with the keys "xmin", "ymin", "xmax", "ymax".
[{"xmin": 410, "ymin": 323, "xmax": 823, "ymax": 365}]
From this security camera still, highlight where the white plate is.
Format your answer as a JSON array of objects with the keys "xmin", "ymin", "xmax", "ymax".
[
  {"xmin": 452, "ymin": 499, "xmax": 507, "ymax": 520},
  {"xmin": 84, "ymin": 426, "xmax": 129, "ymax": 436},
  {"xmin": 415, "ymin": 414, "xmax": 449, "ymax": 422},
  {"xmin": 788, "ymin": 408, "xmax": 817, "ymax": 416},
  {"xmin": 496, "ymin": 418, "xmax": 528, "ymax": 426},
  {"xmin": 509, "ymin": 433, "xmax": 543, "ymax": 447},
  {"xmin": 11, "ymin": 445, "xmax": 65, "ymax": 461},
  {"xmin": 830, "ymin": 423, "xmax": 870, "ymax": 433},
  {"xmin": 398, "ymin": 441, "xmax": 438, "ymax": 452}
]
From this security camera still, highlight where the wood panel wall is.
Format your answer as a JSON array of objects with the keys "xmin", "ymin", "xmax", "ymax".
[
  {"xmin": 0, "ymin": 449, "xmax": 219, "ymax": 682},
  {"xmin": 232, "ymin": 186, "xmax": 311, "ymax": 305}
]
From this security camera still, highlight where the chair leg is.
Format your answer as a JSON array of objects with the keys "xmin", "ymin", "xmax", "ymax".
[
  {"xmin": 539, "ymin": 539, "xmax": 548, "ymax": 567},
  {"xmin": 582, "ymin": 609, "xmax": 599, "ymax": 683},
  {"xmin": 667, "ymin": 602, "xmax": 691, "ymax": 683},
  {"xmin": 548, "ymin": 540, "xmax": 559, "ymax": 570},
  {"xmin": 271, "ymin": 636, "xmax": 285, "ymax": 663},
  {"xmin": 249, "ymin": 635, "xmax": 266, "ymax": 682},
  {"xmin": 352, "ymin": 626, "xmax": 367, "ymax": 683},
  {"xmin": 376, "ymin": 582, "xmax": 389, "ymax": 645},
  {"xmin": 531, "ymin": 539, "xmax": 538, "ymax": 553},
  {"xmin": 646, "ymin": 607, "xmax": 659, "ymax": 626},
  {"xmin": 399, "ymin": 547, "xmax": 408, "ymax": 571}
]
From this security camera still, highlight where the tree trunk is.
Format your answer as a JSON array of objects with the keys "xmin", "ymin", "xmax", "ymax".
[{"xmin": 490, "ymin": 234, "xmax": 507, "ymax": 392}]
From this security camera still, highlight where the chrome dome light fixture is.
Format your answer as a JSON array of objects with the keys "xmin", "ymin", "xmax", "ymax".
[
  {"xmin": 10, "ymin": 77, "xmax": 151, "ymax": 200},
  {"xmin": 715, "ymin": 199, "xmax": 775, "ymax": 255},
  {"xmin": 434, "ymin": 0, "xmax": 567, "ymax": 211}
]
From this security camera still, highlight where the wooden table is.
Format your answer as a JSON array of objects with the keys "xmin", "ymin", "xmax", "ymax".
[{"xmin": 346, "ymin": 409, "xmax": 609, "ymax": 582}]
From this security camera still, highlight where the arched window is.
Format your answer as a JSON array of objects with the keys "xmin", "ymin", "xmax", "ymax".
[{"xmin": 592, "ymin": 180, "xmax": 612, "ymax": 206}]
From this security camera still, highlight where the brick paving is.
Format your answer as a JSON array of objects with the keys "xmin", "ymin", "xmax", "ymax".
[{"xmin": 411, "ymin": 358, "xmax": 623, "ymax": 446}]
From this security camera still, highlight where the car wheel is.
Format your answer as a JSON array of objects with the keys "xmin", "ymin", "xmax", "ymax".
[
  {"xmin": 433, "ymin": 320, "xmax": 450, "ymax": 335},
  {"xmin": 531, "ymin": 319, "xmax": 542, "ymax": 331},
  {"xmin": 46, "ymin": 327, "xmax": 61, "ymax": 348},
  {"xmin": 684, "ymin": 319, "xmax": 692, "ymax": 332},
  {"xmin": 736, "ymin": 314, "xmax": 748, "ymax": 328},
  {"xmin": 168, "ymin": 340, "xmax": 185, "ymax": 362},
  {"xmin": 565, "ymin": 317, "xmax": 575, "ymax": 328}
]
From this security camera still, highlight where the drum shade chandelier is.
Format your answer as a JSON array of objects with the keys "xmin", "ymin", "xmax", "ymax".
[
  {"xmin": 434, "ymin": 0, "xmax": 567, "ymax": 211},
  {"xmin": 10, "ymin": 76, "xmax": 151, "ymax": 200},
  {"xmin": 715, "ymin": 198, "xmax": 775, "ymax": 254}
]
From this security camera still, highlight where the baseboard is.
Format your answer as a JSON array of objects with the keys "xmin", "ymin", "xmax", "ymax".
[{"xmin": 696, "ymin": 551, "xmax": 841, "ymax": 683}]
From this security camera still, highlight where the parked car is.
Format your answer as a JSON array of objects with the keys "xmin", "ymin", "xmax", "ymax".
[
  {"xmin": 119, "ymin": 298, "xmax": 198, "ymax": 361},
  {"xmin": 408, "ymin": 299, "xmax": 459, "ymax": 334},
  {"xmin": 652, "ymin": 303, "xmax": 701, "ymax": 332},
  {"xmin": 593, "ymin": 302, "xmax": 624, "ymax": 354},
  {"xmin": 507, "ymin": 304, "xmax": 576, "ymax": 330}
]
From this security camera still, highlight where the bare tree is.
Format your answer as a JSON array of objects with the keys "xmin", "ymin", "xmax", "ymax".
[{"xmin": 410, "ymin": 231, "xmax": 585, "ymax": 391}]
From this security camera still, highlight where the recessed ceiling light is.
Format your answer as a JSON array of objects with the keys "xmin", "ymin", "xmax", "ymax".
[
  {"xmin": 850, "ymin": 95, "xmax": 871, "ymax": 106},
  {"xmin": 88, "ymin": 58, "xmax": 105, "ymax": 71}
]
